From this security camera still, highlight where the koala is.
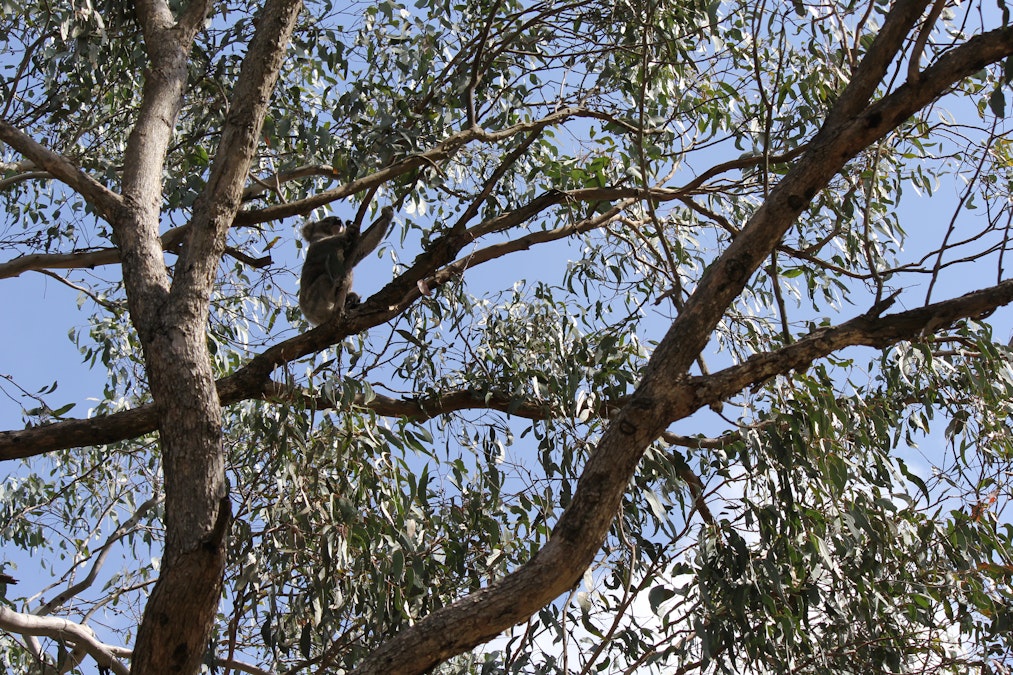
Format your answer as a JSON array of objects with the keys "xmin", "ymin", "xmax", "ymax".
[
  {"xmin": 298, "ymin": 206, "xmax": 394, "ymax": 325},
  {"xmin": 299, "ymin": 217, "xmax": 357, "ymax": 325}
]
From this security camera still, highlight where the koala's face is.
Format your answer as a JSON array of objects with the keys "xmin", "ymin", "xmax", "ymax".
[{"xmin": 302, "ymin": 217, "xmax": 346, "ymax": 242}]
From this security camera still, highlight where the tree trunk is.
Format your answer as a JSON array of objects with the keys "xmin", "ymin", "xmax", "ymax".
[{"xmin": 123, "ymin": 1, "xmax": 303, "ymax": 672}]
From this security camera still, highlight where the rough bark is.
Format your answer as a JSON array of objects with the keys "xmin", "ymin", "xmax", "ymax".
[
  {"xmin": 117, "ymin": 1, "xmax": 304, "ymax": 673},
  {"xmin": 111, "ymin": 2, "xmax": 216, "ymax": 673}
]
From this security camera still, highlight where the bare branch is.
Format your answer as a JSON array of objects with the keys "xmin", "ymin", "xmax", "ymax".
[
  {"xmin": 34, "ymin": 270, "xmax": 119, "ymax": 311},
  {"xmin": 215, "ymin": 657, "xmax": 272, "ymax": 675},
  {"xmin": 636, "ymin": 21, "xmax": 1013, "ymax": 421},
  {"xmin": 661, "ymin": 441, "xmax": 715, "ymax": 525},
  {"xmin": 908, "ymin": 0, "xmax": 948, "ymax": 83},
  {"xmin": 464, "ymin": 0, "xmax": 504, "ymax": 126},
  {"xmin": 223, "ymin": 246, "xmax": 273, "ymax": 269},
  {"xmin": 0, "ymin": 406, "xmax": 161, "ymax": 461},
  {"xmin": 242, "ymin": 164, "xmax": 343, "ymax": 201},
  {"xmin": 0, "ymin": 606, "xmax": 130, "ymax": 675},
  {"xmin": 0, "ymin": 170, "xmax": 49, "ymax": 191},
  {"xmin": 0, "ymin": 227, "xmax": 185, "ymax": 280}
]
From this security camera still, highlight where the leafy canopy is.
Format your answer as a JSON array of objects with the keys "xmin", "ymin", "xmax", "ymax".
[{"xmin": 2, "ymin": 0, "xmax": 1013, "ymax": 673}]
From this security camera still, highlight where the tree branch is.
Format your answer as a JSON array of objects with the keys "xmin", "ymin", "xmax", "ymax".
[
  {"xmin": 4, "ymin": 277, "xmax": 1013, "ymax": 463},
  {"xmin": 129, "ymin": 1, "xmax": 303, "ymax": 672},
  {"xmin": 0, "ymin": 119, "xmax": 124, "ymax": 222},
  {"xmin": 0, "ymin": 169, "xmax": 50, "ymax": 191},
  {"xmin": 170, "ymin": 0, "xmax": 301, "ymax": 301},
  {"xmin": 36, "ymin": 496, "xmax": 160, "ymax": 617},
  {"xmin": 242, "ymin": 164, "xmax": 343, "ymax": 201},
  {"xmin": 0, "ymin": 606, "xmax": 130, "ymax": 675},
  {"xmin": 348, "ymin": 6, "xmax": 1013, "ymax": 670},
  {"xmin": 235, "ymin": 107, "xmax": 615, "ymax": 224},
  {"xmin": 0, "ymin": 229, "xmax": 187, "ymax": 280},
  {"xmin": 427, "ymin": 199, "xmax": 632, "ymax": 291}
]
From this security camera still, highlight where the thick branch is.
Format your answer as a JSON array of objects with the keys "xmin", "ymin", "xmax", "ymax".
[
  {"xmin": 130, "ymin": 1, "xmax": 303, "ymax": 673},
  {"xmin": 349, "ymin": 6, "xmax": 1009, "ymax": 672},
  {"xmin": 0, "ymin": 228, "xmax": 187, "ymax": 279},
  {"xmin": 0, "ymin": 119, "xmax": 124, "ymax": 222},
  {"xmin": 115, "ymin": 0, "xmax": 211, "ymax": 333},
  {"xmin": 170, "ymin": 0, "xmax": 301, "ymax": 301},
  {"xmin": 684, "ymin": 280, "xmax": 1013, "ymax": 414},
  {"xmin": 5, "ymin": 277, "xmax": 1013, "ymax": 463},
  {"xmin": 0, "ymin": 606, "xmax": 130, "ymax": 675}
]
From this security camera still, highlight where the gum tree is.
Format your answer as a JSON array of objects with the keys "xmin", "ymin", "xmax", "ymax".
[{"xmin": 2, "ymin": 0, "xmax": 1013, "ymax": 673}]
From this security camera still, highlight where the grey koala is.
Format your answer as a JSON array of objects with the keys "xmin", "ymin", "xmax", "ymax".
[{"xmin": 299, "ymin": 206, "xmax": 393, "ymax": 325}]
